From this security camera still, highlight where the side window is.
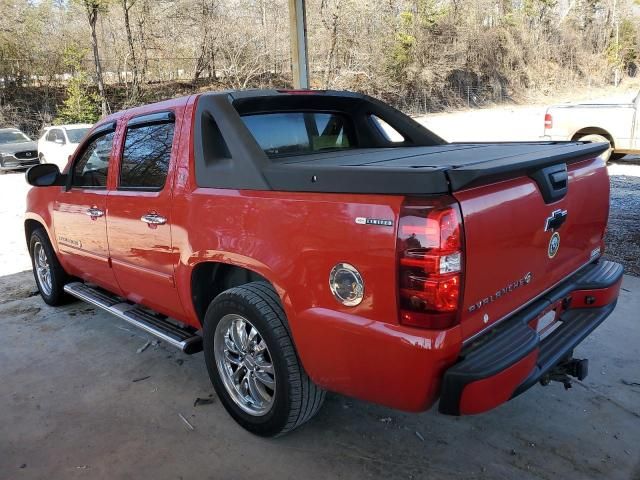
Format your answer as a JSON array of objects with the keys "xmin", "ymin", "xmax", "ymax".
[
  {"xmin": 119, "ymin": 121, "xmax": 174, "ymax": 190},
  {"xmin": 72, "ymin": 131, "xmax": 115, "ymax": 188},
  {"xmin": 370, "ymin": 115, "xmax": 405, "ymax": 143},
  {"xmin": 46, "ymin": 129, "xmax": 57, "ymax": 142}
]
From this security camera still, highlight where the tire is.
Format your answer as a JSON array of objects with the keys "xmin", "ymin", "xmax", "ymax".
[
  {"xmin": 203, "ymin": 281, "xmax": 325, "ymax": 437},
  {"xmin": 29, "ymin": 228, "xmax": 73, "ymax": 306},
  {"xmin": 577, "ymin": 134, "xmax": 612, "ymax": 162}
]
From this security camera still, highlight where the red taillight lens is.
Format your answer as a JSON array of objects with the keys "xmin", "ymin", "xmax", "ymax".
[
  {"xmin": 397, "ymin": 197, "xmax": 464, "ymax": 329},
  {"xmin": 544, "ymin": 113, "xmax": 553, "ymax": 130}
]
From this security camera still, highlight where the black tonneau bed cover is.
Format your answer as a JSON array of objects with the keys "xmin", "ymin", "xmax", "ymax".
[
  {"xmin": 193, "ymin": 90, "xmax": 608, "ymax": 195},
  {"xmin": 263, "ymin": 142, "xmax": 609, "ymax": 194}
]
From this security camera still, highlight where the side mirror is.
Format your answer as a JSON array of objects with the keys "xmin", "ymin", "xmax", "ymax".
[
  {"xmin": 26, "ymin": 163, "xmax": 66, "ymax": 187},
  {"xmin": 54, "ymin": 137, "xmax": 66, "ymax": 145}
]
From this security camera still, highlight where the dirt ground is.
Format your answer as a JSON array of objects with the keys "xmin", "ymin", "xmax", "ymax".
[{"xmin": 1, "ymin": 103, "xmax": 640, "ymax": 478}]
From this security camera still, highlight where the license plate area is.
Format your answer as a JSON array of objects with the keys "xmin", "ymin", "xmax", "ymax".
[{"xmin": 529, "ymin": 300, "xmax": 565, "ymax": 341}]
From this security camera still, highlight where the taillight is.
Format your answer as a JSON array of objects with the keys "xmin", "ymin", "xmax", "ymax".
[
  {"xmin": 544, "ymin": 113, "xmax": 553, "ymax": 130},
  {"xmin": 397, "ymin": 197, "xmax": 464, "ymax": 329}
]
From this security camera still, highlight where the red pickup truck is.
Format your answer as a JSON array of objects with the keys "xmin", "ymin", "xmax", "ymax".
[{"xmin": 24, "ymin": 90, "xmax": 623, "ymax": 437}]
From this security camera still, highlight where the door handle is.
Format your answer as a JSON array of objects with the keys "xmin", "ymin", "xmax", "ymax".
[
  {"xmin": 140, "ymin": 213, "xmax": 167, "ymax": 225},
  {"xmin": 85, "ymin": 207, "xmax": 104, "ymax": 218}
]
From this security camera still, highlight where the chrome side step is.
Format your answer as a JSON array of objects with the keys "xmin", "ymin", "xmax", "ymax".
[{"xmin": 64, "ymin": 282, "xmax": 202, "ymax": 354}]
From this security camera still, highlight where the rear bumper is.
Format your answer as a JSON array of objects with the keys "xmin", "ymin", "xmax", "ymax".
[{"xmin": 438, "ymin": 260, "xmax": 623, "ymax": 416}]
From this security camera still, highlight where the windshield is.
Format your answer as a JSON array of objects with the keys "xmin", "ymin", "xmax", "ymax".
[
  {"xmin": 66, "ymin": 128, "xmax": 90, "ymax": 143},
  {"xmin": 0, "ymin": 130, "xmax": 31, "ymax": 145}
]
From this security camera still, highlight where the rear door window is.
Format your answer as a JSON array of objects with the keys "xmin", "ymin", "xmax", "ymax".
[
  {"xmin": 241, "ymin": 112, "xmax": 353, "ymax": 158},
  {"xmin": 119, "ymin": 121, "xmax": 175, "ymax": 190}
]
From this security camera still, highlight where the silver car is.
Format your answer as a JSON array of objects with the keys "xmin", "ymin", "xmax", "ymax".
[{"xmin": 0, "ymin": 128, "xmax": 40, "ymax": 173}]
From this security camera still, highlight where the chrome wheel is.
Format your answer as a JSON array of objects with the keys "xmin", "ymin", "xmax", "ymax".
[
  {"xmin": 214, "ymin": 314, "xmax": 276, "ymax": 416},
  {"xmin": 33, "ymin": 241, "xmax": 52, "ymax": 296}
]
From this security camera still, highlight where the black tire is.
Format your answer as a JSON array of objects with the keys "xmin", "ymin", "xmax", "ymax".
[
  {"xmin": 203, "ymin": 281, "xmax": 325, "ymax": 437},
  {"xmin": 29, "ymin": 228, "xmax": 73, "ymax": 306}
]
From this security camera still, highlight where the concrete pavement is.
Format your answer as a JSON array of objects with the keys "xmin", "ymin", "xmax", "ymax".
[{"xmin": 0, "ymin": 270, "xmax": 638, "ymax": 479}]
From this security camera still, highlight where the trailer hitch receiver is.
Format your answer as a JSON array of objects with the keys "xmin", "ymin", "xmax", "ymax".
[{"xmin": 540, "ymin": 358, "xmax": 589, "ymax": 390}]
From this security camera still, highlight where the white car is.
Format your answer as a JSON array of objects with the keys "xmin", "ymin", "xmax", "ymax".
[{"xmin": 38, "ymin": 124, "xmax": 92, "ymax": 170}]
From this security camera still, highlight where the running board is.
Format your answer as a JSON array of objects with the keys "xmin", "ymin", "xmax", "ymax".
[{"xmin": 63, "ymin": 282, "xmax": 202, "ymax": 354}]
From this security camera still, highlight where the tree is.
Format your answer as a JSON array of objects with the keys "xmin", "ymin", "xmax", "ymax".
[
  {"xmin": 76, "ymin": 0, "xmax": 110, "ymax": 117},
  {"xmin": 57, "ymin": 72, "xmax": 100, "ymax": 123},
  {"xmin": 57, "ymin": 45, "xmax": 100, "ymax": 124},
  {"xmin": 122, "ymin": 0, "xmax": 139, "ymax": 101}
]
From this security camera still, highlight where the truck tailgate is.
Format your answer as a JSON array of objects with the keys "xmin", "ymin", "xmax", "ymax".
[{"xmin": 454, "ymin": 156, "xmax": 610, "ymax": 341}]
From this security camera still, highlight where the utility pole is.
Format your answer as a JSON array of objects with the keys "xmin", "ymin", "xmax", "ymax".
[
  {"xmin": 288, "ymin": 0, "xmax": 310, "ymax": 89},
  {"xmin": 613, "ymin": 0, "xmax": 620, "ymax": 86}
]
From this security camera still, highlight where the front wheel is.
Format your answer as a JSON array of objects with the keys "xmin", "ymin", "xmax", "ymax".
[
  {"xmin": 29, "ymin": 228, "xmax": 72, "ymax": 306},
  {"xmin": 203, "ymin": 281, "xmax": 325, "ymax": 437}
]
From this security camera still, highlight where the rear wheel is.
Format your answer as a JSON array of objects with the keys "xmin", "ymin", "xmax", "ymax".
[
  {"xmin": 203, "ymin": 281, "xmax": 325, "ymax": 437},
  {"xmin": 577, "ymin": 134, "xmax": 612, "ymax": 162},
  {"xmin": 29, "ymin": 228, "xmax": 72, "ymax": 306}
]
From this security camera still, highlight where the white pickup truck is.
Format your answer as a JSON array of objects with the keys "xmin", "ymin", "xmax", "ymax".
[{"xmin": 543, "ymin": 90, "xmax": 639, "ymax": 161}]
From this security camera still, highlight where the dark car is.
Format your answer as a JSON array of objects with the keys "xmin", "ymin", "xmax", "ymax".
[{"xmin": 0, "ymin": 128, "xmax": 40, "ymax": 173}]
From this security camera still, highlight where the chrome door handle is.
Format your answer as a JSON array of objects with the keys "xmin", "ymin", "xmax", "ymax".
[
  {"xmin": 85, "ymin": 207, "xmax": 104, "ymax": 218},
  {"xmin": 140, "ymin": 213, "xmax": 167, "ymax": 225}
]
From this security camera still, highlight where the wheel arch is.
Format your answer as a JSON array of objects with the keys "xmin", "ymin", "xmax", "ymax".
[
  {"xmin": 24, "ymin": 215, "xmax": 56, "ymax": 253},
  {"xmin": 190, "ymin": 261, "xmax": 287, "ymax": 329},
  {"xmin": 571, "ymin": 127, "xmax": 616, "ymax": 148}
]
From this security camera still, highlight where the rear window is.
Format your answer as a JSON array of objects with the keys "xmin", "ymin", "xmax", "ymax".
[{"xmin": 241, "ymin": 112, "xmax": 353, "ymax": 158}]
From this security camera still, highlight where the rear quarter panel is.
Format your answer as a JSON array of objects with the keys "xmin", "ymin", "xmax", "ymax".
[{"xmin": 173, "ymin": 186, "xmax": 402, "ymax": 327}]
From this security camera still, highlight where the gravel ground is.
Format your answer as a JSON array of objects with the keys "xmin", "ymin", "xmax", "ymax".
[{"xmin": 605, "ymin": 161, "xmax": 640, "ymax": 276}]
